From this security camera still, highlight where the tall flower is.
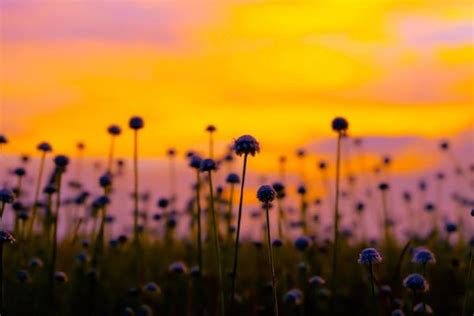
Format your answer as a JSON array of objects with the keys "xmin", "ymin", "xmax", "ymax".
[
  {"xmin": 330, "ymin": 117, "xmax": 348, "ymax": 308},
  {"xmin": 206, "ymin": 124, "xmax": 217, "ymax": 158},
  {"xmin": 358, "ymin": 248, "xmax": 383, "ymax": 316},
  {"xmin": 107, "ymin": 124, "xmax": 121, "ymax": 174},
  {"xmin": 200, "ymin": 158, "xmax": 225, "ymax": 316},
  {"xmin": 27, "ymin": 142, "xmax": 53, "ymax": 238},
  {"xmin": 189, "ymin": 154, "xmax": 203, "ymax": 272},
  {"xmin": 0, "ymin": 231, "xmax": 15, "ymax": 314},
  {"xmin": 257, "ymin": 185, "xmax": 279, "ymax": 316},
  {"xmin": 230, "ymin": 135, "xmax": 260, "ymax": 305},
  {"xmin": 129, "ymin": 116, "xmax": 144, "ymax": 244}
]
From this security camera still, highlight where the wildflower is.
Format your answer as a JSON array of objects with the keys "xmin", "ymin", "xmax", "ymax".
[
  {"xmin": 0, "ymin": 231, "xmax": 15, "ymax": 244},
  {"xmin": 200, "ymin": 158, "xmax": 217, "ymax": 172},
  {"xmin": 16, "ymin": 270, "xmax": 30, "ymax": 283},
  {"xmin": 190, "ymin": 266, "xmax": 200, "ymax": 278},
  {"xmin": 403, "ymin": 273, "xmax": 429, "ymax": 292},
  {"xmin": 283, "ymin": 288, "xmax": 303, "ymax": 305},
  {"xmin": 226, "ymin": 173, "xmax": 240, "ymax": 184},
  {"xmin": 108, "ymin": 124, "xmax": 122, "ymax": 136},
  {"xmin": 297, "ymin": 185, "xmax": 306, "ymax": 195},
  {"xmin": 294, "ymin": 236, "xmax": 311, "ymax": 252},
  {"xmin": 29, "ymin": 257, "xmax": 44, "ymax": 269},
  {"xmin": 331, "ymin": 117, "xmax": 349, "ymax": 132},
  {"xmin": 232, "ymin": 135, "xmax": 260, "ymax": 157},
  {"xmin": 54, "ymin": 271, "xmax": 68, "ymax": 283},
  {"xmin": 122, "ymin": 307, "xmax": 135, "ymax": 316},
  {"xmin": 0, "ymin": 135, "xmax": 7, "ymax": 145},
  {"xmin": 358, "ymin": 248, "xmax": 383, "ymax": 265},
  {"xmin": 189, "ymin": 154, "xmax": 202, "ymax": 169},
  {"xmin": 206, "ymin": 124, "xmax": 216, "ymax": 133},
  {"xmin": 391, "ymin": 309, "xmax": 405, "ymax": 316},
  {"xmin": 99, "ymin": 173, "xmax": 112, "ymax": 188},
  {"xmin": 168, "ymin": 261, "xmax": 188, "ymax": 274},
  {"xmin": 378, "ymin": 182, "xmax": 389, "ymax": 191},
  {"xmin": 157, "ymin": 198, "xmax": 169, "ymax": 209},
  {"xmin": 445, "ymin": 222, "xmax": 457, "ymax": 234},
  {"xmin": 257, "ymin": 185, "xmax": 276, "ymax": 203},
  {"xmin": 14, "ymin": 167, "xmax": 26, "ymax": 177},
  {"xmin": 54, "ymin": 155, "xmax": 70, "ymax": 168},
  {"xmin": 143, "ymin": 282, "xmax": 161, "ymax": 294},
  {"xmin": 308, "ymin": 275, "xmax": 326, "ymax": 286},
  {"xmin": 37, "ymin": 142, "xmax": 53, "ymax": 152},
  {"xmin": 412, "ymin": 248, "xmax": 436, "ymax": 265},
  {"xmin": 129, "ymin": 116, "xmax": 144, "ymax": 130},
  {"xmin": 272, "ymin": 239, "xmax": 283, "ymax": 248},
  {"xmin": 355, "ymin": 201, "xmax": 365, "ymax": 213},
  {"xmin": 0, "ymin": 189, "xmax": 14, "ymax": 204}
]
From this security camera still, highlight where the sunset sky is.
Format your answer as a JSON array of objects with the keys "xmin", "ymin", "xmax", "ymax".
[{"xmin": 1, "ymin": 0, "xmax": 473, "ymax": 174}]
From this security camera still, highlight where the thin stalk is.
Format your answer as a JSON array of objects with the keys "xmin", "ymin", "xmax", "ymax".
[
  {"xmin": 207, "ymin": 171, "xmax": 225, "ymax": 316},
  {"xmin": 0, "ymin": 202, "xmax": 4, "ymax": 221},
  {"xmin": 230, "ymin": 153, "xmax": 248, "ymax": 306},
  {"xmin": 462, "ymin": 245, "xmax": 473, "ymax": 316},
  {"xmin": 381, "ymin": 191, "xmax": 390, "ymax": 245},
  {"xmin": 107, "ymin": 135, "xmax": 116, "ymax": 174},
  {"xmin": 265, "ymin": 202, "xmax": 279, "ymax": 316},
  {"xmin": 50, "ymin": 171, "xmax": 63, "ymax": 306},
  {"xmin": 209, "ymin": 132, "xmax": 214, "ymax": 159},
  {"xmin": 369, "ymin": 262, "xmax": 378, "ymax": 316},
  {"xmin": 330, "ymin": 133, "xmax": 342, "ymax": 310},
  {"xmin": 133, "ymin": 130, "xmax": 139, "ymax": 244},
  {"xmin": 28, "ymin": 151, "xmax": 46, "ymax": 238},
  {"xmin": 227, "ymin": 183, "xmax": 235, "ymax": 243},
  {"xmin": 0, "ymin": 244, "xmax": 3, "ymax": 315},
  {"xmin": 196, "ymin": 170, "xmax": 203, "ymax": 272}
]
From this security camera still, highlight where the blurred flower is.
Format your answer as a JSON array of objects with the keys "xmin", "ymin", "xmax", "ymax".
[
  {"xmin": 0, "ymin": 189, "xmax": 14, "ymax": 204},
  {"xmin": 29, "ymin": 257, "xmax": 44, "ymax": 269},
  {"xmin": 137, "ymin": 304, "xmax": 153, "ymax": 316},
  {"xmin": 391, "ymin": 309, "xmax": 405, "ymax": 316},
  {"xmin": 54, "ymin": 271, "xmax": 69, "ymax": 283},
  {"xmin": 257, "ymin": 185, "xmax": 276, "ymax": 203},
  {"xmin": 331, "ymin": 117, "xmax": 349, "ymax": 133},
  {"xmin": 358, "ymin": 248, "xmax": 383, "ymax": 265},
  {"xmin": 0, "ymin": 231, "xmax": 15, "ymax": 244},
  {"xmin": 200, "ymin": 158, "xmax": 217, "ymax": 172},
  {"xmin": 282, "ymin": 288, "xmax": 303, "ymax": 305},
  {"xmin": 16, "ymin": 270, "xmax": 30, "ymax": 283},
  {"xmin": 413, "ymin": 303, "xmax": 433, "ymax": 314},
  {"xmin": 403, "ymin": 273, "xmax": 429, "ymax": 292},
  {"xmin": 143, "ymin": 282, "xmax": 161, "ymax": 294},
  {"xmin": 412, "ymin": 248, "xmax": 436, "ymax": 265},
  {"xmin": 308, "ymin": 275, "xmax": 326, "ymax": 286},
  {"xmin": 108, "ymin": 125, "xmax": 122, "ymax": 136},
  {"xmin": 54, "ymin": 155, "xmax": 70, "ymax": 168},
  {"xmin": 445, "ymin": 222, "xmax": 458, "ymax": 234},
  {"xmin": 294, "ymin": 236, "xmax": 311, "ymax": 252},
  {"xmin": 232, "ymin": 135, "xmax": 260, "ymax": 157},
  {"xmin": 226, "ymin": 173, "xmax": 240, "ymax": 184},
  {"xmin": 168, "ymin": 261, "xmax": 188, "ymax": 274},
  {"xmin": 129, "ymin": 116, "xmax": 144, "ymax": 130}
]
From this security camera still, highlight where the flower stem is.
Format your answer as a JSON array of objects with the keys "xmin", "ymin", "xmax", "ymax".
[
  {"xmin": 0, "ymin": 244, "xmax": 4, "ymax": 315},
  {"xmin": 230, "ymin": 153, "xmax": 248, "ymax": 307},
  {"xmin": 227, "ymin": 183, "xmax": 234, "ymax": 243},
  {"xmin": 28, "ymin": 151, "xmax": 46, "ymax": 238},
  {"xmin": 208, "ymin": 170, "xmax": 225, "ymax": 316},
  {"xmin": 265, "ymin": 202, "xmax": 279, "ymax": 316},
  {"xmin": 462, "ymin": 244, "xmax": 473, "ymax": 316},
  {"xmin": 331, "ymin": 133, "xmax": 342, "ymax": 310},
  {"xmin": 133, "ymin": 130, "xmax": 139, "ymax": 245},
  {"xmin": 369, "ymin": 262, "xmax": 378, "ymax": 316},
  {"xmin": 195, "ymin": 170, "xmax": 203, "ymax": 272}
]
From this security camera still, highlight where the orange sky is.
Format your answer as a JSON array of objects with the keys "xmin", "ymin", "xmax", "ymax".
[{"xmin": 0, "ymin": 0, "xmax": 473, "ymax": 174}]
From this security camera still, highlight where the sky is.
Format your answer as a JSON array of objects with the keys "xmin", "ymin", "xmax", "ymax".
[{"xmin": 0, "ymin": 0, "xmax": 473, "ymax": 238}]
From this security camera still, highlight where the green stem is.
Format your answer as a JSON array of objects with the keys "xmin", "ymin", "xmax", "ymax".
[
  {"xmin": 369, "ymin": 262, "xmax": 377, "ymax": 316},
  {"xmin": 50, "ymin": 171, "xmax": 63, "ymax": 307},
  {"xmin": 230, "ymin": 153, "xmax": 248, "ymax": 307},
  {"xmin": 208, "ymin": 171, "xmax": 225, "ymax": 316},
  {"xmin": 265, "ymin": 202, "xmax": 279, "ymax": 316}
]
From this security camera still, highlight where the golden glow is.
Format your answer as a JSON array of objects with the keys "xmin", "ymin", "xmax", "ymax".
[{"xmin": 1, "ymin": 0, "xmax": 472, "ymax": 175}]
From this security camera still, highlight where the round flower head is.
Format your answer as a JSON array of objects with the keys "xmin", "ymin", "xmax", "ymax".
[
  {"xmin": 402, "ymin": 191, "xmax": 412, "ymax": 202},
  {"xmin": 129, "ymin": 116, "xmax": 144, "ymax": 130},
  {"xmin": 43, "ymin": 185, "xmax": 56, "ymax": 195},
  {"xmin": 99, "ymin": 173, "xmax": 112, "ymax": 188},
  {"xmin": 54, "ymin": 271, "xmax": 69, "ymax": 283},
  {"xmin": 168, "ymin": 261, "xmax": 188, "ymax": 274},
  {"xmin": 137, "ymin": 304, "xmax": 152, "ymax": 316},
  {"xmin": 308, "ymin": 275, "xmax": 326, "ymax": 286},
  {"xmin": 403, "ymin": 273, "xmax": 429, "ymax": 292},
  {"xmin": 391, "ymin": 309, "xmax": 405, "ymax": 316},
  {"xmin": 378, "ymin": 182, "xmax": 389, "ymax": 191},
  {"xmin": 29, "ymin": 257, "xmax": 44, "ymax": 269},
  {"xmin": 0, "ymin": 188, "xmax": 14, "ymax": 204},
  {"xmin": 157, "ymin": 198, "xmax": 169, "ymax": 209},
  {"xmin": 143, "ymin": 282, "xmax": 161, "ymax": 294},
  {"xmin": 226, "ymin": 173, "xmax": 240, "ymax": 184},
  {"xmin": 0, "ymin": 135, "xmax": 7, "ymax": 144},
  {"xmin": 14, "ymin": 167, "xmax": 26, "ymax": 177},
  {"xmin": 199, "ymin": 158, "xmax": 217, "ymax": 172},
  {"xmin": 412, "ymin": 247, "xmax": 436, "ymax": 265},
  {"xmin": 190, "ymin": 266, "xmax": 201, "ymax": 278},
  {"xmin": 16, "ymin": 270, "xmax": 30, "ymax": 283},
  {"xmin": 37, "ymin": 142, "xmax": 52, "ymax": 152},
  {"xmin": 108, "ymin": 124, "xmax": 122, "ymax": 136},
  {"xmin": 282, "ymin": 288, "xmax": 303, "ymax": 305},
  {"xmin": 54, "ymin": 155, "xmax": 70, "ymax": 168},
  {"xmin": 358, "ymin": 248, "xmax": 383, "ymax": 265},
  {"xmin": 439, "ymin": 140, "xmax": 449, "ymax": 151},
  {"xmin": 257, "ymin": 185, "xmax": 276, "ymax": 203},
  {"xmin": 355, "ymin": 201, "xmax": 365, "ymax": 213},
  {"xmin": 413, "ymin": 303, "xmax": 433, "ymax": 314},
  {"xmin": 471, "ymin": 208, "xmax": 474, "ymax": 217},
  {"xmin": 206, "ymin": 124, "xmax": 216, "ymax": 132},
  {"xmin": 294, "ymin": 236, "xmax": 311, "ymax": 252},
  {"xmin": 0, "ymin": 230, "xmax": 15, "ymax": 244},
  {"xmin": 331, "ymin": 117, "xmax": 349, "ymax": 132},
  {"xmin": 445, "ymin": 222, "xmax": 457, "ymax": 234},
  {"xmin": 189, "ymin": 154, "xmax": 202, "ymax": 169},
  {"xmin": 232, "ymin": 135, "xmax": 260, "ymax": 157}
]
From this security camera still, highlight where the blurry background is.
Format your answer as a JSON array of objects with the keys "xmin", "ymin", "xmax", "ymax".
[{"xmin": 0, "ymin": 0, "xmax": 472, "ymax": 238}]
